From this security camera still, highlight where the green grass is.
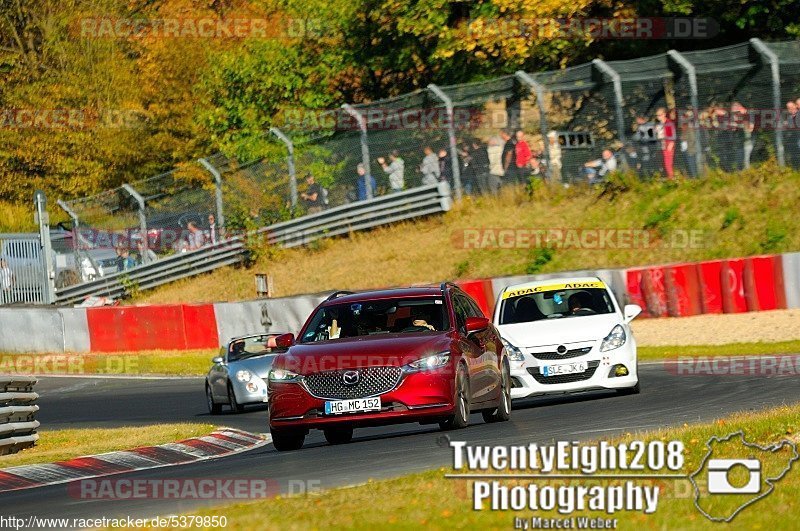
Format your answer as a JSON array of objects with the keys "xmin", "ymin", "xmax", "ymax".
[
  {"xmin": 172, "ymin": 405, "xmax": 800, "ymax": 530},
  {"xmin": 638, "ymin": 340, "xmax": 800, "ymax": 361},
  {"xmin": 1, "ymin": 424, "xmax": 216, "ymax": 468},
  {"xmin": 140, "ymin": 161, "xmax": 800, "ymax": 304}
]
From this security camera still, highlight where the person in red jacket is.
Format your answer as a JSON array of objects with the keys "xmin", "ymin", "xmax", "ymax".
[
  {"xmin": 656, "ymin": 108, "xmax": 676, "ymax": 179},
  {"xmin": 515, "ymin": 130, "xmax": 532, "ymax": 181}
]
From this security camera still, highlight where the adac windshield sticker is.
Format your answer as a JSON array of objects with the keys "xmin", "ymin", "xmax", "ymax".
[{"xmin": 502, "ymin": 280, "xmax": 606, "ymax": 299}]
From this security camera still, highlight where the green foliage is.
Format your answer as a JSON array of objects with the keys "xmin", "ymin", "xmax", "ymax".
[
  {"xmin": 760, "ymin": 222, "xmax": 787, "ymax": 253},
  {"xmin": 721, "ymin": 208, "xmax": 743, "ymax": 230},
  {"xmin": 525, "ymin": 247, "xmax": 554, "ymax": 274},
  {"xmin": 454, "ymin": 259, "xmax": 470, "ymax": 277}
]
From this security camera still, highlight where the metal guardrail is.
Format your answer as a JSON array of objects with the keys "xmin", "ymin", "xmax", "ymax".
[
  {"xmin": 54, "ymin": 239, "xmax": 246, "ymax": 305},
  {"xmin": 53, "ymin": 183, "xmax": 452, "ymax": 304},
  {"xmin": 0, "ymin": 376, "xmax": 39, "ymax": 456},
  {"xmin": 263, "ymin": 182, "xmax": 452, "ymax": 248}
]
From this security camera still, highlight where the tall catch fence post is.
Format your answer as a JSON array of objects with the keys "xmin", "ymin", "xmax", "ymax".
[
  {"xmin": 592, "ymin": 59, "xmax": 628, "ymax": 168},
  {"xmin": 198, "ymin": 158, "xmax": 226, "ymax": 234},
  {"xmin": 121, "ymin": 184, "xmax": 150, "ymax": 263},
  {"xmin": 668, "ymin": 50, "xmax": 705, "ymax": 175},
  {"xmin": 750, "ymin": 38, "xmax": 785, "ymax": 167},
  {"xmin": 515, "ymin": 71, "xmax": 551, "ymax": 174},
  {"xmin": 428, "ymin": 84, "xmax": 463, "ymax": 200},
  {"xmin": 270, "ymin": 127, "xmax": 298, "ymax": 208},
  {"xmin": 342, "ymin": 104, "xmax": 373, "ymax": 200},
  {"xmin": 34, "ymin": 191, "xmax": 56, "ymax": 304}
]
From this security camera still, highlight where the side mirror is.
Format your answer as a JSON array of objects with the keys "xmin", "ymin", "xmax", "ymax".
[
  {"xmin": 211, "ymin": 356, "xmax": 224, "ymax": 365},
  {"xmin": 623, "ymin": 304, "xmax": 642, "ymax": 323},
  {"xmin": 275, "ymin": 333, "xmax": 295, "ymax": 348},
  {"xmin": 465, "ymin": 316, "xmax": 490, "ymax": 335}
]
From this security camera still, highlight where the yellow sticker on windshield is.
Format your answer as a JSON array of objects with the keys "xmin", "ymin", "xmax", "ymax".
[{"xmin": 502, "ymin": 281, "xmax": 606, "ymax": 299}]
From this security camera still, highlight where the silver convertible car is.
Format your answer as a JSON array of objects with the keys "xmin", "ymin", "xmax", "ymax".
[{"xmin": 205, "ymin": 333, "xmax": 288, "ymax": 414}]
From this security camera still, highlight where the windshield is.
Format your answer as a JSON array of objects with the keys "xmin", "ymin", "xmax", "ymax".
[
  {"xmin": 300, "ymin": 297, "xmax": 450, "ymax": 343},
  {"xmin": 499, "ymin": 288, "xmax": 614, "ymax": 325},
  {"xmin": 227, "ymin": 334, "xmax": 287, "ymax": 362}
]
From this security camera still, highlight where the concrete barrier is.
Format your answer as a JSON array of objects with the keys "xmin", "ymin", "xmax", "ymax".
[
  {"xmin": 214, "ymin": 294, "xmax": 327, "ymax": 345},
  {"xmin": 0, "ymin": 309, "xmax": 65, "ymax": 353},
  {"xmin": 57, "ymin": 308, "xmax": 90, "ymax": 353},
  {"xmin": 783, "ymin": 252, "xmax": 800, "ymax": 309}
]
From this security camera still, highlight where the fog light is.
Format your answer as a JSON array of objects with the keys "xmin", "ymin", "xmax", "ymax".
[
  {"xmin": 609, "ymin": 364, "xmax": 629, "ymax": 377},
  {"xmin": 246, "ymin": 382, "xmax": 258, "ymax": 393}
]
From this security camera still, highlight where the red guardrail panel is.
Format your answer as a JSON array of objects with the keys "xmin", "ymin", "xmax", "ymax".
[
  {"xmin": 87, "ymin": 305, "xmax": 188, "ymax": 352},
  {"xmin": 697, "ymin": 260, "xmax": 723, "ymax": 314},
  {"xmin": 664, "ymin": 264, "xmax": 702, "ymax": 317},
  {"xmin": 182, "ymin": 304, "xmax": 220, "ymax": 349},
  {"xmin": 744, "ymin": 255, "xmax": 786, "ymax": 311},
  {"xmin": 721, "ymin": 259, "xmax": 747, "ymax": 313},
  {"xmin": 457, "ymin": 279, "xmax": 495, "ymax": 317},
  {"xmin": 625, "ymin": 269, "xmax": 650, "ymax": 318}
]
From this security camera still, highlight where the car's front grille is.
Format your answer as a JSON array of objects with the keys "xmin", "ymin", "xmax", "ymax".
[
  {"xmin": 303, "ymin": 367, "xmax": 403, "ymax": 400},
  {"xmin": 528, "ymin": 360, "xmax": 600, "ymax": 384},
  {"xmin": 531, "ymin": 346, "xmax": 592, "ymax": 360}
]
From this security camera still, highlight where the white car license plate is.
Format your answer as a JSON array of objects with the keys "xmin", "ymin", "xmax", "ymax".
[
  {"xmin": 324, "ymin": 397, "xmax": 381, "ymax": 415},
  {"xmin": 541, "ymin": 361, "xmax": 589, "ymax": 377}
]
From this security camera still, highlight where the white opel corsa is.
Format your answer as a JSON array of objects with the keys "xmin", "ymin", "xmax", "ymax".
[{"xmin": 492, "ymin": 277, "xmax": 642, "ymax": 399}]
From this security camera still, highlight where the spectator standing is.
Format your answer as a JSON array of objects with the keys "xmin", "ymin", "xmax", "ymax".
[
  {"xmin": 207, "ymin": 214, "xmax": 218, "ymax": 244},
  {"xmin": 419, "ymin": 146, "xmax": 440, "ymax": 185},
  {"xmin": 500, "ymin": 129, "xmax": 517, "ymax": 184},
  {"xmin": 583, "ymin": 149, "xmax": 618, "ymax": 184},
  {"xmin": 300, "ymin": 174, "xmax": 325, "ymax": 214},
  {"xmin": 785, "ymin": 101, "xmax": 800, "ymax": 169},
  {"xmin": 0, "ymin": 258, "xmax": 13, "ymax": 304},
  {"xmin": 377, "ymin": 150, "xmax": 405, "ymax": 193},
  {"xmin": 356, "ymin": 163, "xmax": 377, "ymax": 201},
  {"xmin": 679, "ymin": 110, "xmax": 698, "ymax": 178},
  {"xmin": 469, "ymin": 138, "xmax": 492, "ymax": 194},
  {"xmin": 136, "ymin": 239, "xmax": 157, "ymax": 265},
  {"xmin": 438, "ymin": 148, "xmax": 452, "ymax": 187},
  {"xmin": 186, "ymin": 221, "xmax": 205, "ymax": 250},
  {"xmin": 115, "ymin": 246, "xmax": 135, "ymax": 271},
  {"xmin": 632, "ymin": 116, "xmax": 658, "ymax": 176},
  {"xmin": 514, "ymin": 130, "xmax": 532, "ymax": 181},
  {"xmin": 546, "ymin": 131, "xmax": 562, "ymax": 183},
  {"xmin": 487, "ymin": 135, "xmax": 504, "ymax": 190},
  {"xmin": 655, "ymin": 108, "xmax": 676, "ymax": 179}
]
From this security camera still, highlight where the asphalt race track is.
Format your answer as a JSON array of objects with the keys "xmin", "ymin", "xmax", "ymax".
[{"xmin": 3, "ymin": 359, "xmax": 799, "ymax": 523}]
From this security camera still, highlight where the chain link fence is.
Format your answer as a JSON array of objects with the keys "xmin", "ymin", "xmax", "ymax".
[{"xmin": 49, "ymin": 38, "xmax": 800, "ymax": 291}]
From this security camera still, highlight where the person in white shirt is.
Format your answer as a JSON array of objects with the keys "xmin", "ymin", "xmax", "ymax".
[
  {"xmin": 486, "ymin": 135, "xmax": 504, "ymax": 192},
  {"xmin": 419, "ymin": 146, "xmax": 440, "ymax": 185},
  {"xmin": 207, "ymin": 214, "xmax": 218, "ymax": 244},
  {"xmin": 546, "ymin": 131, "xmax": 563, "ymax": 183},
  {"xmin": 377, "ymin": 150, "xmax": 405, "ymax": 192},
  {"xmin": 0, "ymin": 258, "xmax": 13, "ymax": 304},
  {"xmin": 583, "ymin": 149, "xmax": 618, "ymax": 184}
]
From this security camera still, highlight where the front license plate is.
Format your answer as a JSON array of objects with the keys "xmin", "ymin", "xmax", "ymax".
[
  {"xmin": 541, "ymin": 361, "xmax": 589, "ymax": 377},
  {"xmin": 324, "ymin": 397, "xmax": 381, "ymax": 415}
]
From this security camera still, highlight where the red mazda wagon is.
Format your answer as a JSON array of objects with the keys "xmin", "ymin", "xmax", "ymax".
[{"xmin": 267, "ymin": 283, "xmax": 511, "ymax": 450}]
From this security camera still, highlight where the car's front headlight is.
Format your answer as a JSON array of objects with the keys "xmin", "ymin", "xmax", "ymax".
[
  {"xmin": 404, "ymin": 352, "xmax": 450, "ymax": 372},
  {"xmin": 268, "ymin": 368, "xmax": 302, "ymax": 382},
  {"xmin": 501, "ymin": 338, "xmax": 525, "ymax": 362},
  {"xmin": 600, "ymin": 325, "xmax": 627, "ymax": 352},
  {"xmin": 236, "ymin": 369, "xmax": 252, "ymax": 382}
]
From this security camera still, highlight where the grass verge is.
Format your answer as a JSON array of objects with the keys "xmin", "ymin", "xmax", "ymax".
[
  {"xmin": 1, "ymin": 423, "xmax": 215, "ymax": 468},
  {"xmin": 638, "ymin": 339, "xmax": 800, "ymax": 361},
  {"xmin": 171, "ymin": 405, "xmax": 800, "ymax": 530}
]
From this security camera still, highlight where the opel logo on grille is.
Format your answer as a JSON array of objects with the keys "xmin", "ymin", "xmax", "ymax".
[
  {"xmin": 342, "ymin": 370, "xmax": 360, "ymax": 386},
  {"xmin": 557, "ymin": 345, "xmax": 567, "ymax": 355}
]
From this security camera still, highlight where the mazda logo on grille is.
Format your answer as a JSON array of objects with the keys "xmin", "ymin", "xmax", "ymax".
[
  {"xmin": 342, "ymin": 370, "xmax": 360, "ymax": 386},
  {"xmin": 557, "ymin": 345, "xmax": 567, "ymax": 355}
]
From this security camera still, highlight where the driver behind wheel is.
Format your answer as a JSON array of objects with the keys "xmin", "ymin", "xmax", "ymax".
[{"xmin": 568, "ymin": 291, "xmax": 595, "ymax": 315}]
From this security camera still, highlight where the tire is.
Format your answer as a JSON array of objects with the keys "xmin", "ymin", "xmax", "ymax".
[
  {"xmin": 271, "ymin": 428, "xmax": 305, "ymax": 451},
  {"xmin": 323, "ymin": 427, "xmax": 354, "ymax": 445},
  {"xmin": 616, "ymin": 381, "xmax": 641, "ymax": 396},
  {"xmin": 227, "ymin": 383, "xmax": 245, "ymax": 413},
  {"xmin": 440, "ymin": 365, "xmax": 470, "ymax": 431},
  {"xmin": 482, "ymin": 361, "xmax": 511, "ymax": 423},
  {"xmin": 206, "ymin": 384, "xmax": 222, "ymax": 415}
]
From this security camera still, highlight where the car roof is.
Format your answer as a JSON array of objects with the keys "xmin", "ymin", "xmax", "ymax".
[
  {"xmin": 501, "ymin": 276, "xmax": 606, "ymax": 294},
  {"xmin": 324, "ymin": 286, "xmax": 444, "ymax": 305}
]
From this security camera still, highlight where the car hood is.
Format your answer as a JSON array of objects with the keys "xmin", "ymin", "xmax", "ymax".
[
  {"xmin": 275, "ymin": 333, "xmax": 454, "ymax": 374},
  {"xmin": 228, "ymin": 355, "xmax": 277, "ymax": 378},
  {"xmin": 497, "ymin": 313, "xmax": 622, "ymax": 348}
]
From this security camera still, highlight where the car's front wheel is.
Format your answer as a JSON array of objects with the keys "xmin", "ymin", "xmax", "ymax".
[
  {"xmin": 440, "ymin": 365, "xmax": 470, "ymax": 431},
  {"xmin": 324, "ymin": 427, "xmax": 354, "ymax": 445},
  {"xmin": 228, "ymin": 383, "xmax": 245, "ymax": 413},
  {"xmin": 206, "ymin": 384, "xmax": 222, "ymax": 415},
  {"xmin": 271, "ymin": 428, "xmax": 306, "ymax": 451},
  {"xmin": 482, "ymin": 361, "xmax": 511, "ymax": 423}
]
